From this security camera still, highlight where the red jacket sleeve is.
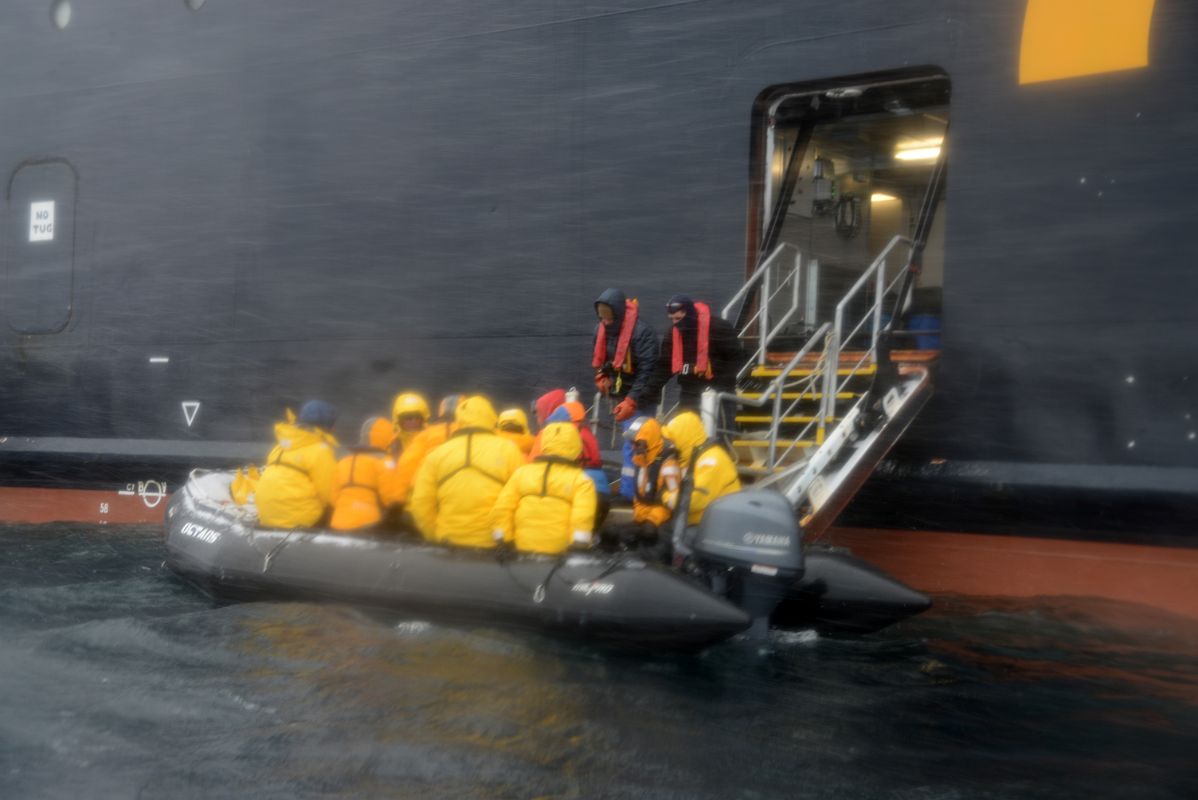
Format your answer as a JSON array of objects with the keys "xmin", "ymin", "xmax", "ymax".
[{"xmin": 579, "ymin": 427, "xmax": 603, "ymax": 468}]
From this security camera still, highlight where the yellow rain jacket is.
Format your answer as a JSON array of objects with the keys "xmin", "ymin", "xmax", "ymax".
[
  {"xmin": 492, "ymin": 422, "xmax": 597, "ymax": 555},
  {"xmin": 663, "ymin": 411, "xmax": 742, "ymax": 525},
  {"xmin": 330, "ymin": 418, "xmax": 397, "ymax": 531},
  {"xmin": 256, "ymin": 422, "xmax": 338, "ymax": 528},
  {"xmin": 630, "ymin": 417, "xmax": 680, "ymax": 527},
  {"xmin": 496, "ymin": 407, "xmax": 535, "ymax": 456},
  {"xmin": 409, "ymin": 396, "xmax": 526, "ymax": 548}
]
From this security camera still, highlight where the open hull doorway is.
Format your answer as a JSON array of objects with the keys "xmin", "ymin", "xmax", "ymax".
[{"xmin": 748, "ymin": 71, "xmax": 950, "ymax": 354}]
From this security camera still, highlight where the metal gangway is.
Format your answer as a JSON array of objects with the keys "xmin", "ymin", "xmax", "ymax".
[{"xmin": 704, "ymin": 235, "xmax": 934, "ymax": 537}]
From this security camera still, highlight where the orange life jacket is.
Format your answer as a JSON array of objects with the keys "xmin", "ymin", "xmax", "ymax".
[
  {"xmin": 671, "ymin": 301, "xmax": 713, "ymax": 379},
  {"xmin": 380, "ymin": 421, "xmax": 451, "ymax": 507},
  {"xmin": 330, "ymin": 450, "xmax": 393, "ymax": 531},
  {"xmin": 592, "ymin": 299, "xmax": 639, "ymax": 373}
]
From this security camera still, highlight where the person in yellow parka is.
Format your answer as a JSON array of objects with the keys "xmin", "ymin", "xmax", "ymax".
[
  {"xmin": 391, "ymin": 391, "xmax": 430, "ymax": 453},
  {"xmin": 629, "ymin": 415, "xmax": 681, "ymax": 529},
  {"xmin": 496, "ymin": 407, "xmax": 535, "ymax": 456},
  {"xmin": 409, "ymin": 395, "xmax": 526, "ymax": 548},
  {"xmin": 380, "ymin": 394, "xmax": 460, "ymax": 510},
  {"xmin": 330, "ymin": 417, "xmax": 397, "ymax": 532},
  {"xmin": 256, "ymin": 400, "xmax": 339, "ymax": 529},
  {"xmin": 661, "ymin": 410, "xmax": 741, "ymax": 526},
  {"xmin": 491, "ymin": 422, "xmax": 597, "ymax": 555}
]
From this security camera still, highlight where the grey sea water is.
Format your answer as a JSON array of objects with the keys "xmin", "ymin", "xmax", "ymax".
[{"xmin": 1, "ymin": 523, "xmax": 1195, "ymax": 800}]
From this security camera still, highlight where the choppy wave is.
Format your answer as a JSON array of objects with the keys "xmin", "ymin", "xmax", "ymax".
[{"xmin": 0, "ymin": 525, "xmax": 1195, "ymax": 799}]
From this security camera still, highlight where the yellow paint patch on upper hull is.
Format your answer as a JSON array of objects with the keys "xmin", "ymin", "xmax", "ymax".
[{"xmin": 1020, "ymin": 0, "xmax": 1156, "ymax": 84}]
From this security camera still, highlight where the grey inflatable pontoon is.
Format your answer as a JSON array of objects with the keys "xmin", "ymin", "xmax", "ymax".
[
  {"xmin": 164, "ymin": 472, "xmax": 930, "ymax": 649},
  {"xmin": 165, "ymin": 471, "xmax": 752, "ymax": 648}
]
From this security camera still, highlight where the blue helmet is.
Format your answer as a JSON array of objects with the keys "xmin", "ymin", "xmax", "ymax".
[{"xmin": 297, "ymin": 400, "xmax": 337, "ymax": 431}]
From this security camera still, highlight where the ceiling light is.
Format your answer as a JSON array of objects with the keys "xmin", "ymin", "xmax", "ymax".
[
  {"xmin": 894, "ymin": 146, "xmax": 941, "ymax": 162},
  {"xmin": 894, "ymin": 135, "xmax": 943, "ymax": 162},
  {"xmin": 896, "ymin": 136, "xmax": 944, "ymax": 149},
  {"xmin": 871, "ymin": 193, "xmax": 898, "ymax": 202}
]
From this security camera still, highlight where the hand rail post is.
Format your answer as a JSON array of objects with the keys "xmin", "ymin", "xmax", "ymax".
[
  {"xmin": 759, "ymin": 267, "xmax": 771, "ymax": 366},
  {"xmin": 806, "ymin": 258, "xmax": 820, "ymax": 330},
  {"xmin": 590, "ymin": 391, "xmax": 602, "ymax": 436},
  {"xmin": 791, "ymin": 250, "xmax": 801, "ymax": 331},
  {"xmin": 699, "ymin": 388, "xmax": 719, "ymax": 439},
  {"xmin": 871, "ymin": 258, "xmax": 885, "ymax": 364},
  {"xmin": 824, "ymin": 310, "xmax": 842, "ymax": 428},
  {"xmin": 767, "ymin": 380, "xmax": 783, "ymax": 468}
]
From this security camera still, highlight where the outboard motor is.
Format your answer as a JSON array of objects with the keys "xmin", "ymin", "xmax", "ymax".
[{"xmin": 689, "ymin": 490, "xmax": 803, "ymax": 638}]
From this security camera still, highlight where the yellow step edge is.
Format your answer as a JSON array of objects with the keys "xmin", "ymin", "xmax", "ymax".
[
  {"xmin": 738, "ymin": 392, "xmax": 856, "ymax": 400},
  {"xmin": 750, "ymin": 364, "xmax": 877, "ymax": 378},
  {"xmin": 735, "ymin": 415, "xmax": 836, "ymax": 424},
  {"xmin": 732, "ymin": 439, "xmax": 816, "ymax": 449}
]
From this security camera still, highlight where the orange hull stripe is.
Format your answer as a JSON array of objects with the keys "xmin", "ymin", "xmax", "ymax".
[
  {"xmin": 0, "ymin": 486, "xmax": 167, "ymax": 524},
  {"xmin": 825, "ymin": 526, "xmax": 1198, "ymax": 620}
]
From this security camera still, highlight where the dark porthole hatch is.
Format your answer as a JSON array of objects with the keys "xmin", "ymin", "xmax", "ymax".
[{"xmin": 5, "ymin": 160, "xmax": 78, "ymax": 334}]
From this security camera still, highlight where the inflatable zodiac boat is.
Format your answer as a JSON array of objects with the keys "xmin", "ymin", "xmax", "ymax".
[{"xmin": 165, "ymin": 471, "xmax": 930, "ymax": 649}]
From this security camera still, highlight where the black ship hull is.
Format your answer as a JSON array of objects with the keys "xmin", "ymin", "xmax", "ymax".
[{"xmin": 2, "ymin": 2, "xmax": 1196, "ymax": 591}]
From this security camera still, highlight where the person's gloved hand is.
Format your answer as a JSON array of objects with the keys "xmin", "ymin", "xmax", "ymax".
[
  {"xmin": 493, "ymin": 537, "xmax": 515, "ymax": 564},
  {"xmin": 613, "ymin": 396, "xmax": 637, "ymax": 422},
  {"xmin": 594, "ymin": 371, "xmax": 612, "ymax": 395}
]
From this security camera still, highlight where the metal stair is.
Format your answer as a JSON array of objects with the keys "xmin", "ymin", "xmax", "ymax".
[{"xmin": 702, "ymin": 235, "xmax": 934, "ymax": 538}]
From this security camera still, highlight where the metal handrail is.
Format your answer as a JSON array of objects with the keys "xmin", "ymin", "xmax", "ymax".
[
  {"xmin": 820, "ymin": 236, "xmax": 914, "ymax": 424},
  {"xmin": 768, "ymin": 361, "xmax": 825, "ymax": 468},
  {"xmin": 734, "ymin": 265, "xmax": 795, "ymax": 337},
  {"xmin": 721, "ymin": 243, "xmax": 791, "ymax": 320},
  {"xmin": 833, "ymin": 265, "xmax": 910, "ymax": 398},
  {"xmin": 736, "ymin": 269, "xmax": 802, "ymax": 382},
  {"xmin": 722, "ymin": 243, "xmax": 806, "ymax": 377},
  {"xmin": 708, "ymin": 322, "xmax": 830, "ymax": 467},
  {"xmin": 718, "ymin": 235, "xmax": 924, "ymax": 489}
]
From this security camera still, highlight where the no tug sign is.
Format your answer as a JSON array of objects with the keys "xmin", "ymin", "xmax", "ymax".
[{"xmin": 29, "ymin": 201, "xmax": 55, "ymax": 242}]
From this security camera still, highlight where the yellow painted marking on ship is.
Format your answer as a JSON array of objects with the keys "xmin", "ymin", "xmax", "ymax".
[{"xmin": 1020, "ymin": 0, "xmax": 1156, "ymax": 85}]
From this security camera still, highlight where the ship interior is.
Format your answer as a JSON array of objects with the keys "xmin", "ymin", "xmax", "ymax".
[{"xmin": 754, "ymin": 72, "xmax": 949, "ymax": 355}]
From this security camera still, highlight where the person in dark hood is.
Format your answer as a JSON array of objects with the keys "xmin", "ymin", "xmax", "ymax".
[
  {"xmin": 592, "ymin": 287, "xmax": 659, "ymax": 499},
  {"xmin": 651, "ymin": 294, "xmax": 743, "ymax": 413}
]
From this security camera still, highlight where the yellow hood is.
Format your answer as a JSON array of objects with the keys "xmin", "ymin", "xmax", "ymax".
[
  {"xmin": 630, "ymin": 417, "xmax": 664, "ymax": 467},
  {"xmin": 455, "ymin": 395, "xmax": 498, "ymax": 431},
  {"xmin": 497, "ymin": 407, "xmax": 530, "ymax": 435},
  {"xmin": 538, "ymin": 422, "xmax": 582, "ymax": 461},
  {"xmin": 273, "ymin": 421, "xmax": 338, "ymax": 450},
  {"xmin": 361, "ymin": 417, "xmax": 395, "ymax": 451},
  {"xmin": 391, "ymin": 391, "xmax": 431, "ymax": 423},
  {"xmin": 663, "ymin": 411, "xmax": 707, "ymax": 465}
]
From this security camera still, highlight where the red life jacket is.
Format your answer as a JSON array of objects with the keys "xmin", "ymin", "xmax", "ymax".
[
  {"xmin": 592, "ymin": 299, "xmax": 639, "ymax": 373},
  {"xmin": 671, "ymin": 301, "xmax": 713, "ymax": 379}
]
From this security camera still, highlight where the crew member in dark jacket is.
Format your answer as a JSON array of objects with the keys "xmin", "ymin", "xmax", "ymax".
[
  {"xmin": 592, "ymin": 287, "xmax": 659, "ymax": 499},
  {"xmin": 652, "ymin": 294, "xmax": 743, "ymax": 415}
]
